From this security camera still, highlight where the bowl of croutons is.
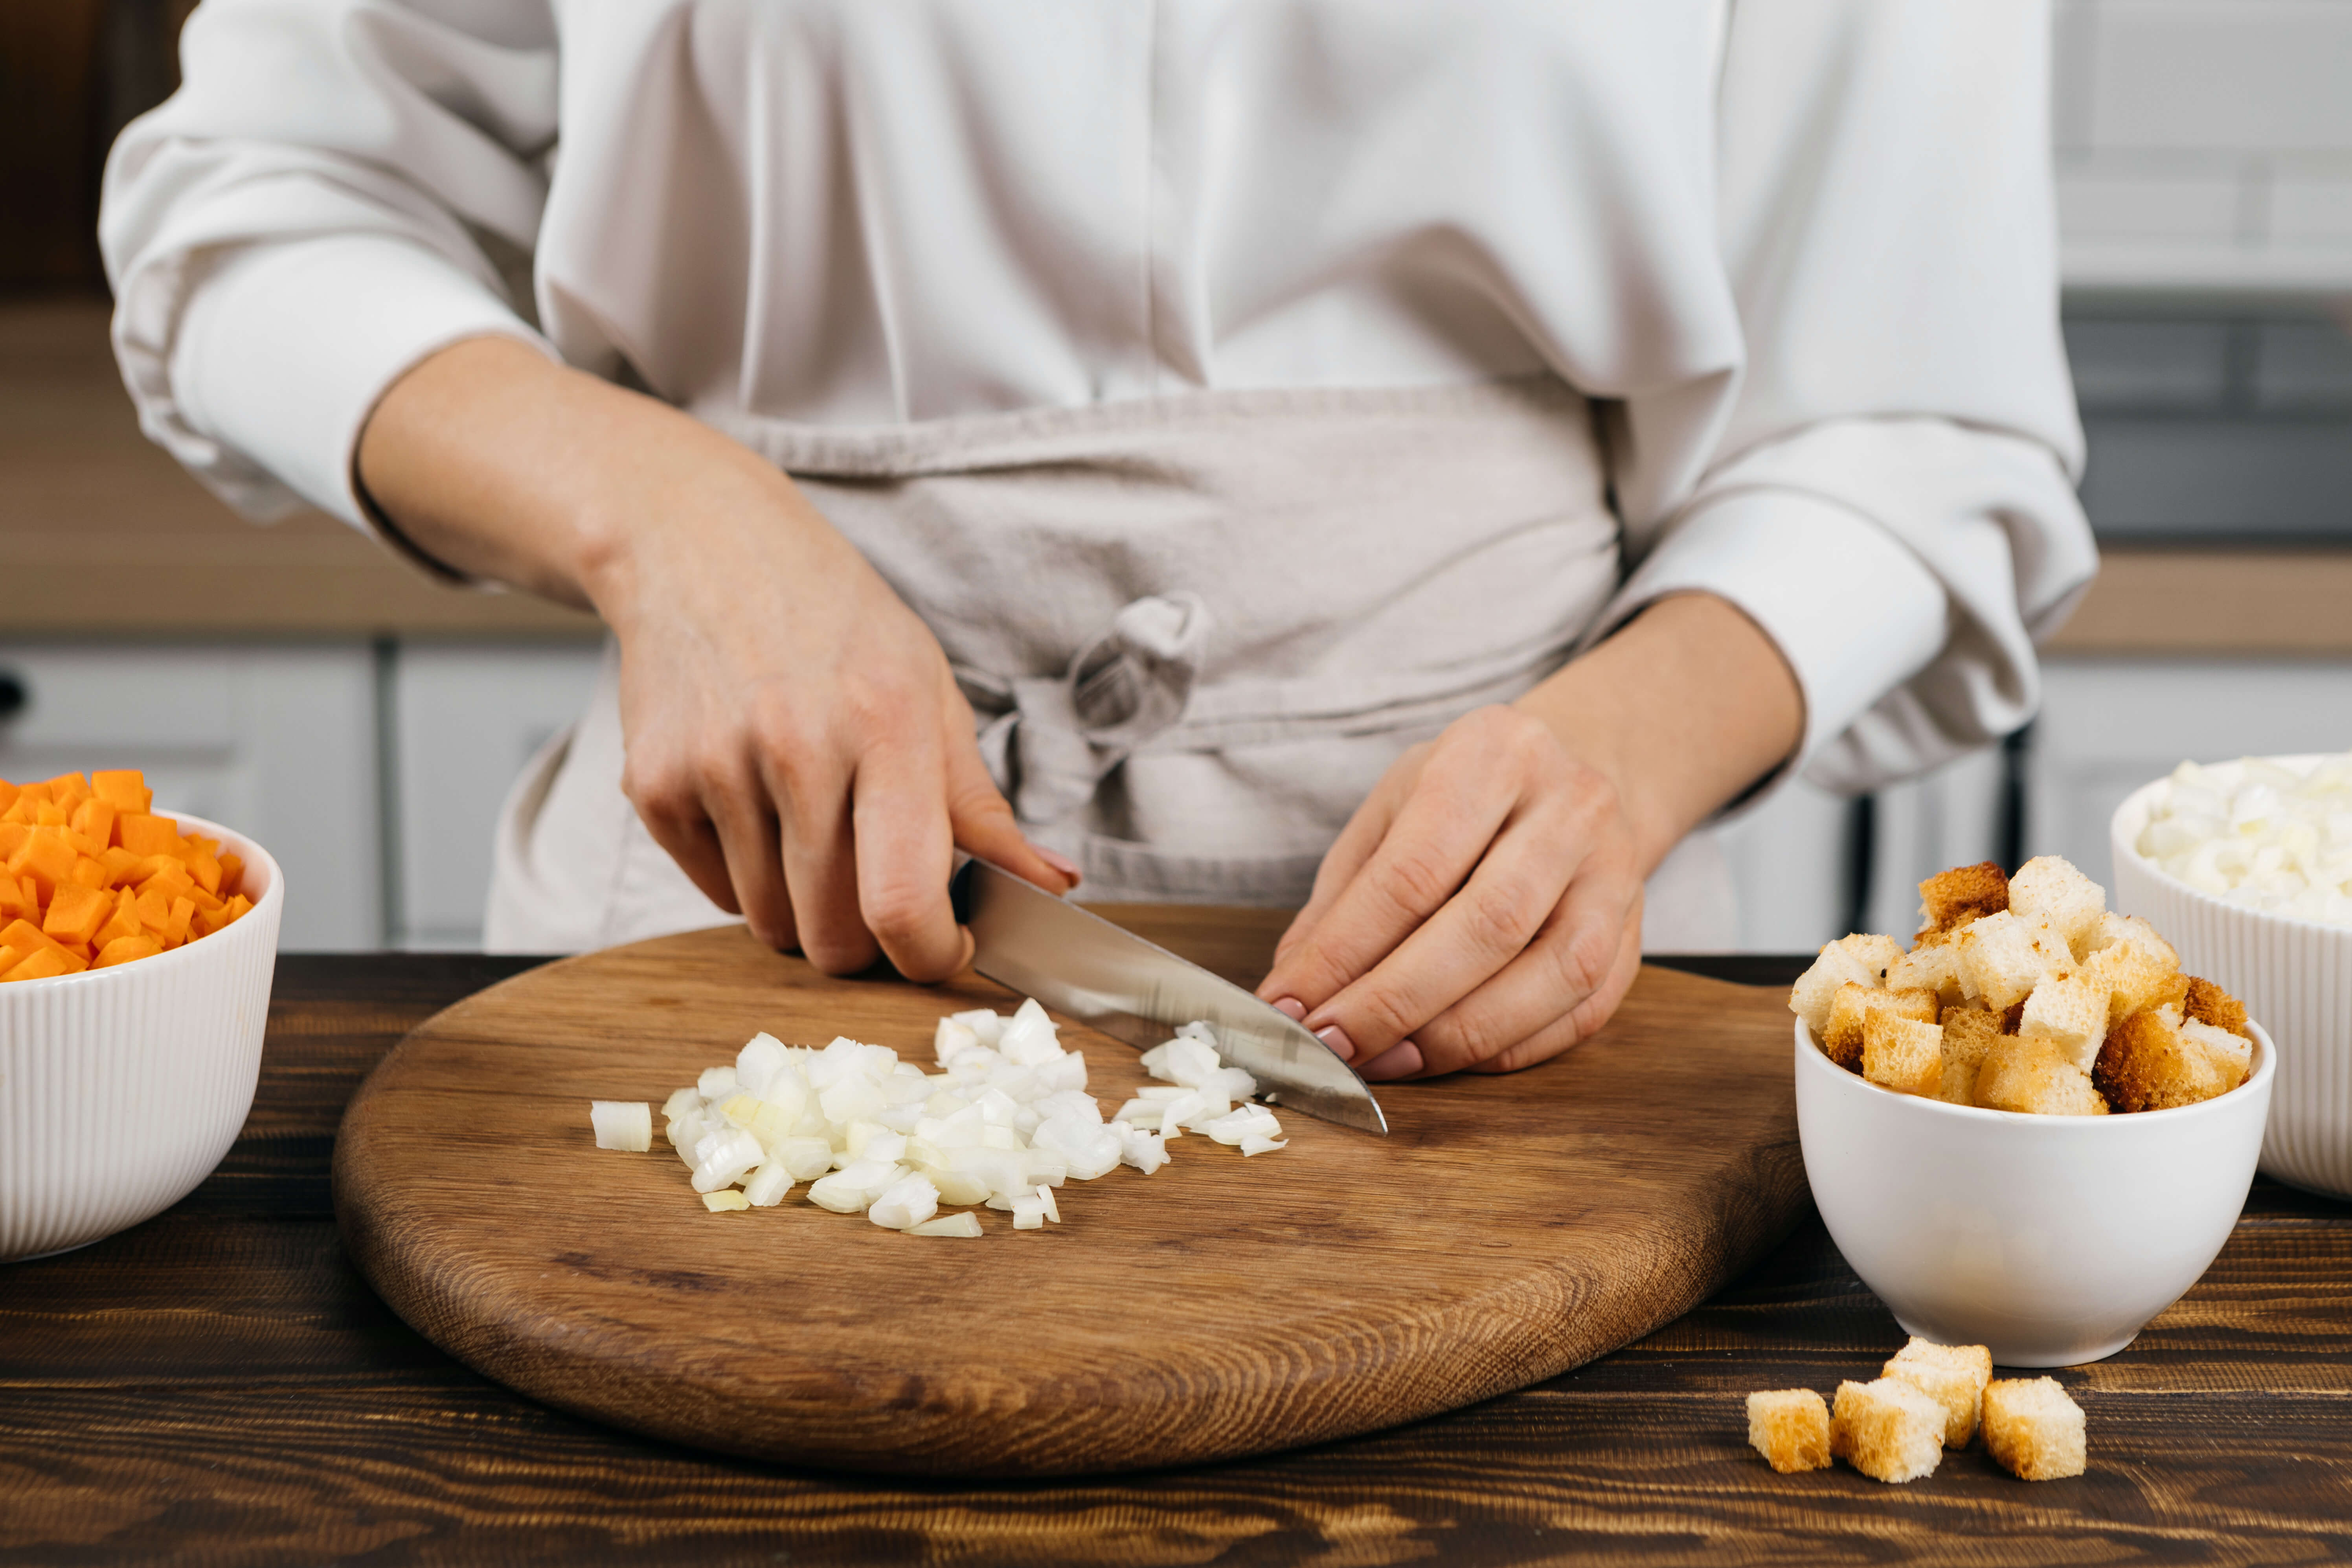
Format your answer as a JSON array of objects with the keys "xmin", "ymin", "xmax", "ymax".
[
  {"xmin": 2111, "ymin": 754, "xmax": 2352, "ymax": 1200},
  {"xmin": 1791, "ymin": 857, "xmax": 2273, "ymax": 1367},
  {"xmin": 0, "ymin": 770, "xmax": 284, "ymax": 1261}
]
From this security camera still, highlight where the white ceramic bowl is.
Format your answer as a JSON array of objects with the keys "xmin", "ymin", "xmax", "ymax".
[
  {"xmin": 2111, "ymin": 759, "xmax": 2352, "ymax": 1200},
  {"xmin": 0, "ymin": 811, "xmax": 283, "ymax": 1261},
  {"xmin": 1796, "ymin": 1018, "xmax": 2273, "ymax": 1366}
]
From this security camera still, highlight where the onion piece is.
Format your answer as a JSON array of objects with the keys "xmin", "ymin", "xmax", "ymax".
[
  {"xmin": 1036, "ymin": 1183, "xmax": 1060, "ymax": 1224},
  {"xmin": 590, "ymin": 1101, "xmax": 652, "ymax": 1153},
  {"xmin": 1238, "ymin": 1135, "xmax": 1288, "ymax": 1157},
  {"xmin": 743, "ymin": 1160, "xmax": 796, "ymax": 1206},
  {"xmin": 1010, "ymin": 1194, "xmax": 1047, "ymax": 1230},
  {"xmin": 906, "ymin": 1213, "xmax": 984, "ymax": 1238},
  {"xmin": 869, "ymin": 1173, "xmax": 941, "ymax": 1230},
  {"xmin": 702, "ymin": 1190, "xmax": 749, "ymax": 1212}
]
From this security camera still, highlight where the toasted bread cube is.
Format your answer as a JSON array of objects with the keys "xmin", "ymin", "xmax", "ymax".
[
  {"xmin": 2084, "ymin": 911, "xmax": 2179, "ymax": 970},
  {"xmin": 1917, "ymin": 860, "xmax": 2009, "ymax": 934},
  {"xmin": 1824, "ymin": 983, "xmax": 1939, "ymax": 1072},
  {"xmin": 2018, "ymin": 968, "xmax": 2113, "ymax": 1072},
  {"xmin": 1885, "ymin": 941, "xmax": 1964, "ymax": 1006},
  {"xmin": 2183, "ymin": 976, "xmax": 2249, "ymax": 1037},
  {"xmin": 1746, "ymin": 1388, "xmax": 1832, "ymax": 1473},
  {"xmin": 1884, "ymin": 1338, "xmax": 1992, "ymax": 1448},
  {"xmin": 1975, "ymin": 1034, "xmax": 2109, "ymax": 1116},
  {"xmin": 1863, "ymin": 1013, "xmax": 1944, "ymax": 1097},
  {"xmin": 1983, "ymin": 1377, "xmax": 2086, "ymax": 1480},
  {"xmin": 2179, "ymin": 1017, "xmax": 2252, "ymax": 1091},
  {"xmin": 1790, "ymin": 933, "xmax": 1904, "ymax": 1035},
  {"xmin": 1954, "ymin": 912, "xmax": 2068, "ymax": 1011},
  {"xmin": 1937, "ymin": 1006, "xmax": 2003, "ymax": 1104},
  {"xmin": 2080, "ymin": 938, "xmax": 2188, "ymax": 1029},
  {"xmin": 1830, "ymin": 1378, "xmax": 1946, "ymax": 1483},
  {"xmin": 2093, "ymin": 1009, "xmax": 2225, "ymax": 1113},
  {"xmin": 2009, "ymin": 855, "xmax": 2108, "ymax": 956}
]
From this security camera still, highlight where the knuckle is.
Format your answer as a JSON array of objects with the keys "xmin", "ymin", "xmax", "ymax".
[
  {"xmin": 860, "ymin": 878, "xmax": 937, "ymax": 943},
  {"xmin": 802, "ymin": 932, "xmax": 879, "ymax": 976},
  {"xmin": 1378, "ymin": 846, "xmax": 1460, "ymax": 916},
  {"xmin": 1352, "ymin": 982, "xmax": 1422, "ymax": 1044},
  {"xmin": 1463, "ymin": 877, "xmax": 1540, "ymax": 957},
  {"xmin": 1550, "ymin": 920, "xmax": 1621, "ymax": 1001}
]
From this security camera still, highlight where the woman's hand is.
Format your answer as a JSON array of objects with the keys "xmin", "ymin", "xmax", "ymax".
[
  {"xmin": 1257, "ymin": 593, "xmax": 1804, "ymax": 1079},
  {"xmin": 1256, "ymin": 707, "xmax": 1645, "ymax": 1081},
  {"xmin": 357, "ymin": 336, "xmax": 1075, "ymax": 979}
]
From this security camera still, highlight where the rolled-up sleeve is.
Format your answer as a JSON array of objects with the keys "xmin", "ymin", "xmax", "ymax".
[
  {"xmin": 99, "ymin": 0, "xmax": 561, "ymax": 533},
  {"xmin": 1591, "ymin": 0, "xmax": 2098, "ymax": 799}
]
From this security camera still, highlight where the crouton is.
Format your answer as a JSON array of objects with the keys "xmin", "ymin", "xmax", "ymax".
[
  {"xmin": 1789, "ymin": 933, "xmax": 1905, "ymax": 1035},
  {"xmin": 1824, "ymin": 983, "xmax": 1940, "ymax": 1072},
  {"xmin": 1830, "ymin": 1378, "xmax": 1946, "ymax": 1482},
  {"xmin": 1975, "ymin": 1034, "xmax": 2109, "ymax": 1116},
  {"xmin": 2018, "ymin": 968, "xmax": 2114, "ymax": 1072},
  {"xmin": 1917, "ymin": 860, "xmax": 2008, "ymax": 934},
  {"xmin": 1885, "ymin": 941, "xmax": 1964, "ymax": 1006},
  {"xmin": 1982, "ymin": 1377, "xmax": 2086, "ymax": 1480},
  {"xmin": 2183, "ymin": 976, "xmax": 2249, "ymax": 1037},
  {"xmin": 1746, "ymin": 1388, "xmax": 1832, "ymax": 1473},
  {"xmin": 2093, "ymin": 1009, "xmax": 2227, "ymax": 1112},
  {"xmin": 2079, "ymin": 938, "xmax": 2189, "ymax": 1029},
  {"xmin": 2084, "ymin": 910, "xmax": 2179, "ymax": 971},
  {"xmin": 2008, "ymin": 856, "xmax": 2108, "ymax": 957},
  {"xmin": 1954, "ymin": 912, "xmax": 2069, "ymax": 1011},
  {"xmin": 1883, "ymin": 1338, "xmax": 1992, "ymax": 1448},
  {"xmin": 1937, "ymin": 1006, "xmax": 2002, "ymax": 1105},
  {"xmin": 2181, "ymin": 1018, "xmax": 2253, "ymax": 1091},
  {"xmin": 1863, "ymin": 1013, "xmax": 1944, "ymax": 1098}
]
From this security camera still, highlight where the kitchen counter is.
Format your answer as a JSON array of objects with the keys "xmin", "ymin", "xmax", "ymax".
[
  {"xmin": 2, "ymin": 936, "xmax": 2345, "ymax": 1566},
  {"xmin": 10, "ymin": 299, "xmax": 2352, "ymax": 653}
]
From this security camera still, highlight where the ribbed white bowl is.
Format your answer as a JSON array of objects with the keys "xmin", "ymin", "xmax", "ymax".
[
  {"xmin": 1797, "ymin": 1018, "xmax": 2273, "ymax": 1366},
  {"xmin": 0, "ymin": 812, "xmax": 282, "ymax": 1261},
  {"xmin": 2112, "ymin": 761, "xmax": 2352, "ymax": 1200}
]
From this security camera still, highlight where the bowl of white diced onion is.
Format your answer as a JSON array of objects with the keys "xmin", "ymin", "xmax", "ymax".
[{"xmin": 2113, "ymin": 754, "xmax": 2352, "ymax": 1199}]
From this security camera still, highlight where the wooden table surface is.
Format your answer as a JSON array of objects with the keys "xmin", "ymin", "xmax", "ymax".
[{"xmin": 4, "ymin": 942, "xmax": 2350, "ymax": 1566}]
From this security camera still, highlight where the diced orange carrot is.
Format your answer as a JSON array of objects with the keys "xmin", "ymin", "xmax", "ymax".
[
  {"xmin": 91, "ymin": 770, "xmax": 151, "ymax": 814},
  {"xmin": 0, "ymin": 870, "xmax": 29, "ymax": 921},
  {"xmin": 92, "ymin": 890, "xmax": 143, "ymax": 949},
  {"xmin": 68, "ymin": 856, "xmax": 111, "ymax": 893},
  {"xmin": 217, "ymin": 852, "xmax": 245, "ymax": 898},
  {"xmin": 165, "ymin": 896, "xmax": 195, "ymax": 947},
  {"xmin": 134, "ymin": 886, "xmax": 171, "ymax": 932},
  {"xmin": 99, "ymin": 846, "xmax": 142, "ymax": 882},
  {"xmin": 223, "ymin": 893, "xmax": 253, "ymax": 921},
  {"xmin": 0, "ymin": 919, "xmax": 61, "ymax": 956},
  {"xmin": 93, "ymin": 934, "xmax": 164, "ymax": 969},
  {"xmin": 69, "ymin": 797, "xmax": 116, "ymax": 850},
  {"xmin": 0, "ymin": 795, "xmax": 34, "ymax": 827},
  {"xmin": 0, "ymin": 779, "xmax": 16, "ymax": 814},
  {"xmin": 2, "ymin": 946, "xmax": 83, "ymax": 983},
  {"xmin": 0, "ymin": 822, "xmax": 25, "ymax": 861},
  {"xmin": 13, "ymin": 781, "xmax": 50, "ymax": 807},
  {"xmin": 116, "ymin": 814, "xmax": 184, "ymax": 859},
  {"xmin": 188, "ymin": 846, "xmax": 221, "ymax": 896},
  {"xmin": 33, "ymin": 802, "xmax": 67, "ymax": 827},
  {"xmin": 42, "ymin": 773, "xmax": 90, "ymax": 812},
  {"xmin": 9, "ymin": 827, "xmax": 77, "ymax": 903},
  {"xmin": 43, "ymin": 882, "xmax": 111, "ymax": 946}
]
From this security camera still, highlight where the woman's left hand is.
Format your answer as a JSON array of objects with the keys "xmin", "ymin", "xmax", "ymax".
[{"xmin": 1253, "ymin": 704, "xmax": 1645, "ymax": 1082}]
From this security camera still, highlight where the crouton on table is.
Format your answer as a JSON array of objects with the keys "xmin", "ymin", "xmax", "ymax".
[
  {"xmin": 1747, "ymin": 1389, "xmax": 1832, "ymax": 1473},
  {"xmin": 1983, "ymin": 1378, "xmax": 2087, "ymax": 1480},
  {"xmin": 1830, "ymin": 1379, "xmax": 1946, "ymax": 1482}
]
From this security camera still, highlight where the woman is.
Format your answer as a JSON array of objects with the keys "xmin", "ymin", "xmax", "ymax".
[{"xmin": 101, "ymin": 1, "xmax": 2095, "ymax": 1083}]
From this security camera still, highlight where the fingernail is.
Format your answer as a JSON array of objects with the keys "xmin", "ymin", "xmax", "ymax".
[
  {"xmin": 1033, "ymin": 845, "xmax": 1082, "ymax": 883},
  {"xmin": 1358, "ymin": 1041, "xmax": 1424, "ymax": 1082},
  {"xmin": 1270, "ymin": 996, "xmax": 1306, "ymax": 1022},
  {"xmin": 1314, "ymin": 1024, "xmax": 1357, "ymax": 1063}
]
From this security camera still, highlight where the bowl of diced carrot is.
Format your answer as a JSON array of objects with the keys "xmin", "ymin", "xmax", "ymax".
[{"xmin": 0, "ymin": 769, "xmax": 283, "ymax": 1261}]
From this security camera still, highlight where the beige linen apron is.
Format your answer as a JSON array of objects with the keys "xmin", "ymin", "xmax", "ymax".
[{"xmin": 486, "ymin": 379, "xmax": 1738, "ymax": 952}]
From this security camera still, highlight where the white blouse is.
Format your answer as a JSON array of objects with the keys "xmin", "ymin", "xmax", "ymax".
[{"xmin": 101, "ymin": 0, "xmax": 2095, "ymax": 795}]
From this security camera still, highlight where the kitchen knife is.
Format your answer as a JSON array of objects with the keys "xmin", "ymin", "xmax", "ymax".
[{"xmin": 950, "ymin": 858, "xmax": 1389, "ymax": 1134}]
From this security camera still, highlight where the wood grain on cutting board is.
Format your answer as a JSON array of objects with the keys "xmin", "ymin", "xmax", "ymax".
[{"xmin": 334, "ymin": 910, "xmax": 1806, "ymax": 1477}]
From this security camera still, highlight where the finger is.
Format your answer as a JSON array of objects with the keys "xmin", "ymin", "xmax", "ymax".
[
  {"xmin": 767, "ymin": 747, "xmax": 876, "ymax": 976},
  {"xmin": 944, "ymin": 737, "xmax": 1076, "ymax": 894},
  {"xmin": 701, "ymin": 767, "xmax": 799, "ymax": 952},
  {"xmin": 848, "ymin": 728, "xmax": 967, "ymax": 983},
  {"xmin": 1465, "ymin": 901, "xmax": 1643, "ymax": 1075},
  {"xmin": 1298, "ymin": 807, "xmax": 1586, "ymax": 1062},
  {"xmin": 1263, "ymin": 760, "xmax": 1410, "ymax": 986},
  {"xmin": 626, "ymin": 751, "xmax": 762, "ymax": 924},
  {"xmin": 1408, "ymin": 859, "xmax": 1643, "ymax": 1076},
  {"xmin": 1268, "ymin": 746, "xmax": 1512, "ymax": 1018}
]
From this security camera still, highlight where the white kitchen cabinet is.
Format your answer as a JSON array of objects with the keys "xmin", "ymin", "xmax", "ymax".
[
  {"xmin": 0, "ymin": 642, "xmax": 381, "ymax": 949},
  {"xmin": 390, "ymin": 641, "xmax": 605, "ymax": 950},
  {"xmin": 2028, "ymin": 658, "xmax": 2352, "ymax": 887}
]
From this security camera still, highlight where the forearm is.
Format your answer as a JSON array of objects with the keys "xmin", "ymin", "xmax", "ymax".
[
  {"xmin": 353, "ymin": 335, "xmax": 843, "ymax": 623},
  {"xmin": 1515, "ymin": 592, "xmax": 1803, "ymax": 873}
]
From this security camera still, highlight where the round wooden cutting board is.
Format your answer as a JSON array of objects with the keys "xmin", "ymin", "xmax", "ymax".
[{"xmin": 334, "ymin": 911, "xmax": 1806, "ymax": 1477}]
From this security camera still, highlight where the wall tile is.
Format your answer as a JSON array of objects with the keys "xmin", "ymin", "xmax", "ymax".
[
  {"xmin": 2064, "ymin": 318, "xmax": 2233, "ymax": 410},
  {"xmin": 2091, "ymin": 2, "xmax": 2352, "ymax": 154}
]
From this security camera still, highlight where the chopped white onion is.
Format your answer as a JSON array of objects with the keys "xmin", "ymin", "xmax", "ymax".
[
  {"xmin": 1036, "ymin": 1183, "xmax": 1060, "ymax": 1223},
  {"xmin": 1010, "ymin": 1193, "xmax": 1047, "ymax": 1230},
  {"xmin": 590, "ymin": 1100, "xmax": 653, "ymax": 1153},
  {"xmin": 906, "ymin": 1213, "xmax": 983, "ymax": 1238},
  {"xmin": 702, "ymin": 1190, "xmax": 749, "ymax": 1212},
  {"xmin": 869, "ymin": 1173, "xmax": 941, "ymax": 1230}
]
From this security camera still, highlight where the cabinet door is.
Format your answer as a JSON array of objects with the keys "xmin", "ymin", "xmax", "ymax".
[
  {"xmin": 391, "ymin": 641, "xmax": 605, "ymax": 949},
  {"xmin": 2031, "ymin": 658, "xmax": 2352, "ymax": 885},
  {"xmin": 0, "ymin": 643, "xmax": 380, "ymax": 949}
]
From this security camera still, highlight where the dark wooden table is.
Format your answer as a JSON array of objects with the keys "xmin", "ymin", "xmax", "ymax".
[{"xmin": 4, "ymin": 950, "xmax": 2348, "ymax": 1566}]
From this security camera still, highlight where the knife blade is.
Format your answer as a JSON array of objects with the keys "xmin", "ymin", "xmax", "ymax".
[{"xmin": 950, "ymin": 858, "xmax": 1388, "ymax": 1134}]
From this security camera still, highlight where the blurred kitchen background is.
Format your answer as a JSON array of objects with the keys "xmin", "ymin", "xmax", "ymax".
[{"xmin": 4, "ymin": 0, "xmax": 2350, "ymax": 953}]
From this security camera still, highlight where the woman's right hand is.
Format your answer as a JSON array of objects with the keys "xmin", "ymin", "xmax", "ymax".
[{"xmin": 356, "ymin": 336, "xmax": 1075, "ymax": 979}]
